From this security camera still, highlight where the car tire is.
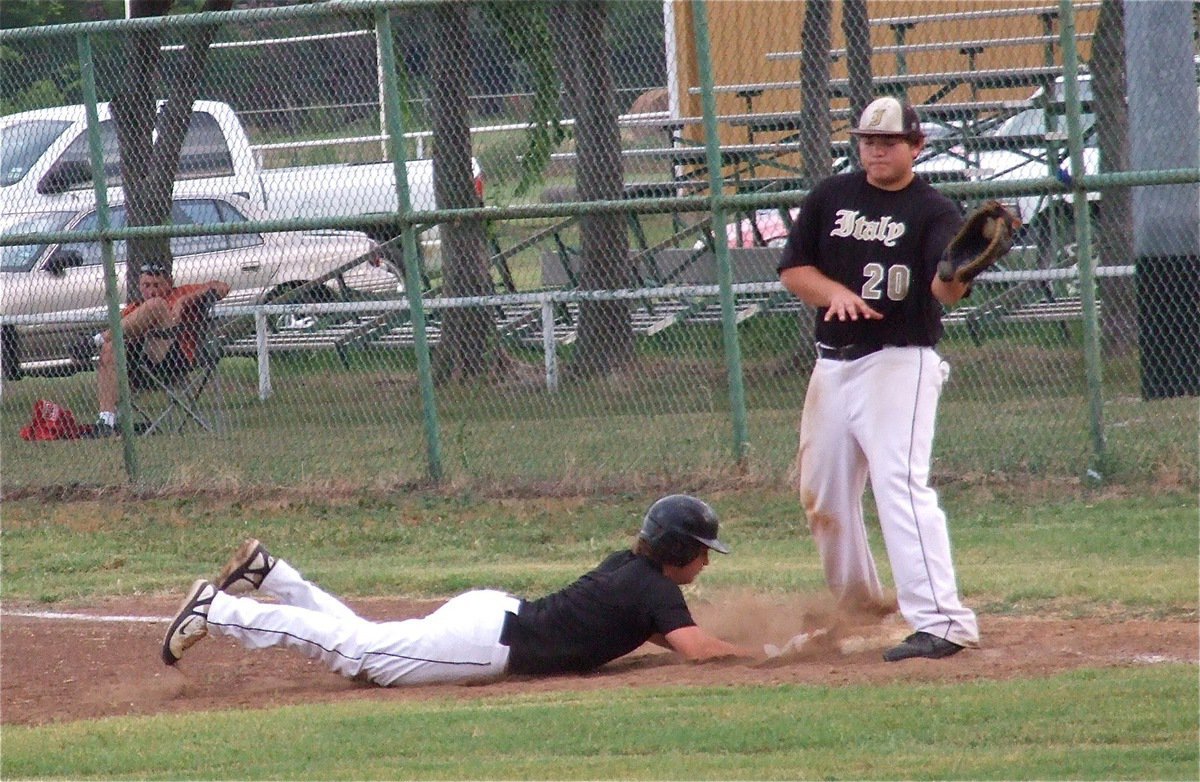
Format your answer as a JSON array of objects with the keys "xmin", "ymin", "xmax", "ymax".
[{"xmin": 1, "ymin": 326, "xmax": 23, "ymax": 381}]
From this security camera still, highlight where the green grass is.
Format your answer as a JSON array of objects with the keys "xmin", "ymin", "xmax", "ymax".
[
  {"xmin": 3, "ymin": 342, "xmax": 1192, "ymax": 494},
  {"xmin": 2, "ymin": 668, "xmax": 1195, "ymax": 779},
  {"xmin": 3, "ymin": 488, "xmax": 1195, "ymax": 615}
]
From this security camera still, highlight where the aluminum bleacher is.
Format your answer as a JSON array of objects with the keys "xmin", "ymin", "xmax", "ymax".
[
  {"xmin": 690, "ymin": 66, "xmax": 1066, "ymax": 108},
  {"xmin": 767, "ymin": 34, "xmax": 1096, "ymax": 65}
]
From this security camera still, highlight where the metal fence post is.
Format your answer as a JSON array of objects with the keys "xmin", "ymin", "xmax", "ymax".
[
  {"xmin": 78, "ymin": 31, "xmax": 139, "ymax": 480},
  {"xmin": 375, "ymin": 7, "xmax": 443, "ymax": 483},
  {"xmin": 541, "ymin": 299, "xmax": 558, "ymax": 392},
  {"xmin": 1058, "ymin": 0, "xmax": 1106, "ymax": 477},
  {"xmin": 691, "ymin": 0, "xmax": 750, "ymax": 465},
  {"xmin": 255, "ymin": 310, "xmax": 271, "ymax": 401}
]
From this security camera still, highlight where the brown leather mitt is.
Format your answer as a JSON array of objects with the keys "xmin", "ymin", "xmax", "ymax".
[{"xmin": 937, "ymin": 200, "xmax": 1022, "ymax": 284}]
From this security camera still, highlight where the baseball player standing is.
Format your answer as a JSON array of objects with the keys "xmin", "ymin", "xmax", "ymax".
[
  {"xmin": 777, "ymin": 96, "xmax": 980, "ymax": 662},
  {"xmin": 161, "ymin": 495, "xmax": 762, "ymax": 684}
]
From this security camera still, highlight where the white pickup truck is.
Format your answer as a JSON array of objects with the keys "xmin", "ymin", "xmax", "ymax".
[{"xmin": 0, "ymin": 99, "xmax": 481, "ymax": 269}]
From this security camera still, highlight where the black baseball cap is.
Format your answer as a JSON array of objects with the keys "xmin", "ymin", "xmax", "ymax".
[{"xmin": 849, "ymin": 96, "xmax": 923, "ymax": 139}]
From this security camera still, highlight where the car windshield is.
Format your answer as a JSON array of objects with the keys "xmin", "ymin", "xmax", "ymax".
[
  {"xmin": 0, "ymin": 211, "xmax": 78, "ymax": 272},
  {"xmin": 1, "ymin": 119, "xmax": 73, "ymax": 187}
]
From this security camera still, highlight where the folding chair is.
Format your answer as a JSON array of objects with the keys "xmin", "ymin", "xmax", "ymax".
[{"xmin": 128, "ymin": 303, "xmax": 225, "ymax": 436}]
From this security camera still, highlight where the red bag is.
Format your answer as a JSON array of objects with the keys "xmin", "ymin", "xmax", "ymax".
[{"xmin": 19, "ymin": 399, "xmax": 86, "ymax": 441}]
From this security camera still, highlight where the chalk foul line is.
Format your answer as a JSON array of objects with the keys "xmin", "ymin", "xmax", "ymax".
[{"xmin": 2, "ymin": 609, "xmax": 169, "ymax": 623}]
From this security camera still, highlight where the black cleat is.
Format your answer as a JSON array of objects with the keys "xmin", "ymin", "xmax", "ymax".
[
  {"xmin": 162, "ymin": 579, "xmax": 215, "ymax": 665},
  {"xmin": 883, "ymin": 631, "xmax": 964, "ymax": 662},
  {"xmin": 82, "ymin": 420, "xmax": 119, "ymax": 438},
  {"xmin": 216, "ymin": 538, "xmax": 275, "ymax": 592}
]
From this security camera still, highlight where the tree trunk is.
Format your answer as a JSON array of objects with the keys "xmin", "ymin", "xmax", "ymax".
[
  {"xmin": 1091, "ymin": 0, "xmax": 1136, "ymax": 352},
  {"xmin": 799, "ymin": 0, "xmax": 832, "ymax": 184},
  {"xmin": 110, "ymin": 0, "xmax": 232, "ymax": 300},
  {"xmin": 840, "ymin": 0, "xmax": 873, "ymax": 168},
  {"xmin": 428, "ymin": 2, "xmax": 504, "ymax": 383},
  {"xmin": 110, "ymin": 0, "xmax": 167, "ymax": 298},
  {"xmin": 780, "ymin": 1, "xmax": 834, "ymax": 370},
  {"xmin": 550, "ymin": 0, "xmax": 634, "ymax": 379}
]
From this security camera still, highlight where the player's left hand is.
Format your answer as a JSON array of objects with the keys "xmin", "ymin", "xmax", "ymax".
[
  {"xmin": 937, "ymin": 200, "xmax": 1021, "ymax": 285},
  {"xmin": 763, "ymin": 628, "xmax": 829, "ymax": 658}
]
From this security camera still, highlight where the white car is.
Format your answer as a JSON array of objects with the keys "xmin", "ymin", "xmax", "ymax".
[{"xmin": 0, "ymin": 194, "xmax": 401, "ymax": 377}]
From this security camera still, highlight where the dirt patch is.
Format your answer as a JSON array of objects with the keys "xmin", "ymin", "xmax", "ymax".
[{"xmin": 3, "ymin": 593, "xmax": 1195, "ymax": 727}]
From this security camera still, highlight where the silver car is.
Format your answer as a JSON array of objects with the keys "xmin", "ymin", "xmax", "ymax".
[{"xmin": 1, "ymin": 194, "xmax": 401, "ymax": 377}]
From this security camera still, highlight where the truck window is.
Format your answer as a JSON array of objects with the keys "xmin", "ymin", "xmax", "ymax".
[
  {"xmin": 55, "ymin": 111, "xmax": 235, "ymax": 188},
  {"xmin": 176, "ymin": 113, "xmax": 235, "ymax": 178},
  {"xmin": 56, "ymin": 121, "xmax": 122, "ymax": 185},
  {"xmin": 1, "ymin": 120, "xmax": 73, "ymax": 186}
]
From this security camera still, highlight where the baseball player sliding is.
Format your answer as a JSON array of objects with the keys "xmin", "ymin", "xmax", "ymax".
[
  {"xmin": 162, "ymin": 495, "xmax": 762, "ymax": 685},
  {"xmin": 778, "ymin": 96, "xmax": 1017, "ymax": 662}
]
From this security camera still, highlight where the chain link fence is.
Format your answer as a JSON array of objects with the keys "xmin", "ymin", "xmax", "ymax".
[{"xmin": 2, "ymin": 0, "xmax": 1196, "ymax": 495}]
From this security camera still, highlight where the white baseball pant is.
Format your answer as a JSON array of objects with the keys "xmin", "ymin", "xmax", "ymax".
[
  {"xmin": 796, "ymin": 345, "xmax": 979, "ymax": 647},
  {"xmin": 206, "ymin": 559, "xmax": 519, "ymax": 686}
]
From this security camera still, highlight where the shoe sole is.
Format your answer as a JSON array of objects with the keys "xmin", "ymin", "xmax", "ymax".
[
  {"xmin": 161, "ymin": 579, "xmax": 213, "ymax": 666},
  {"xmin": 217, "ymin": 538, "xmax": 269, "ymax": 592}
]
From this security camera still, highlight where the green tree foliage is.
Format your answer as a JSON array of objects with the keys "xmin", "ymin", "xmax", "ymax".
[
  {"xmin": 0, "ymin": 2, "xmax": 113, "ymax": 113},
  {"xmin": 0, "ymin": 0, "xmax": 217, "ymax": 114},
  {"xmin": 487, "ymin": 1, "xmax": 567, "ymax": 197}
]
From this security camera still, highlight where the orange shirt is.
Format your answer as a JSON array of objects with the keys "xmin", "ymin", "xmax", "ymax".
[{"xmin": 121, "ymin": 283, "xmax": 212, "ymax": 363}]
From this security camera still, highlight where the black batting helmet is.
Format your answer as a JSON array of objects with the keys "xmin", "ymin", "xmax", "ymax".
[{"xmin": 638, "ymin": 494, "xmax": 729, "ymax": 567}]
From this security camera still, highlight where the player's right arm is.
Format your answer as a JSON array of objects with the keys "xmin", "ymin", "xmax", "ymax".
[
  {"xmin": 780, "ymin": 265, "xmax": 883, "ymax": 322},
  {"xmin": 663, "ymin": 625, "xmax": 761, "ymax": 662}
]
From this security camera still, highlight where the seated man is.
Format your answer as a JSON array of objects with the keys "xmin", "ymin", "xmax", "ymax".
[{"xmin": 90, "ymin": 260, "xmax": 230, "ymax": 436}]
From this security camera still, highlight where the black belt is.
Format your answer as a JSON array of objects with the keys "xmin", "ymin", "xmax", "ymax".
[
  {"xmin": 815, "ymin": 342, "xmax": 918, "ymax": 361},
  {"xmin": 816, "ymin": 343, "xmax": 885, "ymax": 361},
  {"xmin": 498, "ymin": 610, "xmax": 518, "ymax": 646}
]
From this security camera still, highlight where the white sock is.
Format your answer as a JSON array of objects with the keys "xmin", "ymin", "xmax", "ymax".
[{"xmin": 98, "ymin": 411, "xmax": 116, "ymax": 426}]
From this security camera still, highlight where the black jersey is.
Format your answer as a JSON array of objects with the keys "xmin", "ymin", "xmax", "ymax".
[
  {"xmin": 777, "ymin": 170, "xmax": 962, "ymax": 348},
  {"xmin": 504, "ymin": 550, "xmax": 696, "ymax": 676}
]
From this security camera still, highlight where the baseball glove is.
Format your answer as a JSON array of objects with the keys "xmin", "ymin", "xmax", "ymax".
[{"xmin": 937, "ymin": 200, "xmax": 1021, "ymax": 284}]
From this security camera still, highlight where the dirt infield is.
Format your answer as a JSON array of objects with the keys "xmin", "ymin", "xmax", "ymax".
[{"xmin": 3, "ymin": 593, "xmax": 1196, "ymax": 727}]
